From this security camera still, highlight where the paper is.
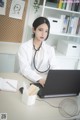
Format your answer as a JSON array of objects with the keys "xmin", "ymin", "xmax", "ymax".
[
  {"xmin": 0, "ymin": 78, "xmax": 18, "ymax": 92},
  {"xmin": 9, "ymin": 0, "xmax": 25, "ymax": 19},
  {"xmin": 0, "ymin": 0, "xmax": 7, "ymax": 15}
]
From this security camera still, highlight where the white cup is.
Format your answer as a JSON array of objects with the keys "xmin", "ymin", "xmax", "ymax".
[
  {"xmin": 22, "ymin": 93, "xmax": 37, "ymax": 106},
  {"xmin": 27, "ymin": 95, "xmax": 37, "ymax": 105}
]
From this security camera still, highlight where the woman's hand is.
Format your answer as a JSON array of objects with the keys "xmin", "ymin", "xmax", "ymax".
[{"xmin": 38, "ymin": 79, "xmax": 45, "ymax": 87}]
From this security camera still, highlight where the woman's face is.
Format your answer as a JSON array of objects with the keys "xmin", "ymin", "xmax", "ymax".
[{"xmin": 33, "ymin": 23, "xmax": 48, "ymax": 42}]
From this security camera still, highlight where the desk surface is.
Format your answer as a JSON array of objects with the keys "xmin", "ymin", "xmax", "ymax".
[{"xmin": 0, "ymin": 73, "xmax": 80, "ymax": 120}]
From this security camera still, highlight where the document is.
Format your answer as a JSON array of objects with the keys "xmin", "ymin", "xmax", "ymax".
[{"xmin": 0, "ymin": 78, "xmax": 18, "ymax": 92}]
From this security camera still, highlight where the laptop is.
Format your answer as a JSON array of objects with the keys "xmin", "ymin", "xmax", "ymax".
[{"xmin": 33, "ymin": 70, "xmax": 80, "ymax": 98}]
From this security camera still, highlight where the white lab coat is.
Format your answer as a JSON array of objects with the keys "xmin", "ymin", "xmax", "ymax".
[{"xmin": 18, "ymin": 39, "xmax": 56, "ymax": 82}]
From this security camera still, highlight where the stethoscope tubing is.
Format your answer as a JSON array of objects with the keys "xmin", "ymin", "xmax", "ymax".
[{"xmin": 33, "ymin": 48, "xmax": 50, "ymax": 73}]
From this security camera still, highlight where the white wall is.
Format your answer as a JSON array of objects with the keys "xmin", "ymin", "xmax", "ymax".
[
  {"xmin": 0, "ymin": 42, "xmax": 20, "ymax": 72},
  {"xmin": 0, "ymin": 54, "xmax": 15, "ymax": 72}
]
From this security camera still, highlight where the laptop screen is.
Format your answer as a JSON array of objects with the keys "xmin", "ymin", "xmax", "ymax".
[{"xmin": 38, "ymin": 70, "xmax": 80, "ymax": 98}]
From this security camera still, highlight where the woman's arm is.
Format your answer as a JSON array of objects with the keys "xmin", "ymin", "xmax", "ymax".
[{"xmin": 18, "ymin": 45, "xmax": 43, "ymax": 82}]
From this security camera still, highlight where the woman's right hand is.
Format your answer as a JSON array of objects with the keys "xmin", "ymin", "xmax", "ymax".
[{"xmin": 38, "ymin": 79, "xmax": 45, "ymax": 87}]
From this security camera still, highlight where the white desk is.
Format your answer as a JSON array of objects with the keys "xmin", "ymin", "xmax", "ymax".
[{"xmin": 0, "ymin": 73, "xmax": 80, "ymax": 120}]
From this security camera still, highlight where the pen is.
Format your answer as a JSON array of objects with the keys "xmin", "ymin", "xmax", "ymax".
[{"xmin": 6, "ymin": 81, "xmax": 17, "ymax": 90}]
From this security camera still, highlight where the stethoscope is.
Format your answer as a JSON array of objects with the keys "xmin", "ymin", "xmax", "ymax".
[{"xmin": 33, "ymin": 43, "xmax": 50, "ymax": 73}]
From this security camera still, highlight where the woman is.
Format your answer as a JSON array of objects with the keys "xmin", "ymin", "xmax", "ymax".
[{"xmin": 18, "ymin": 16, "xmax": 56, "ymax": 87}]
